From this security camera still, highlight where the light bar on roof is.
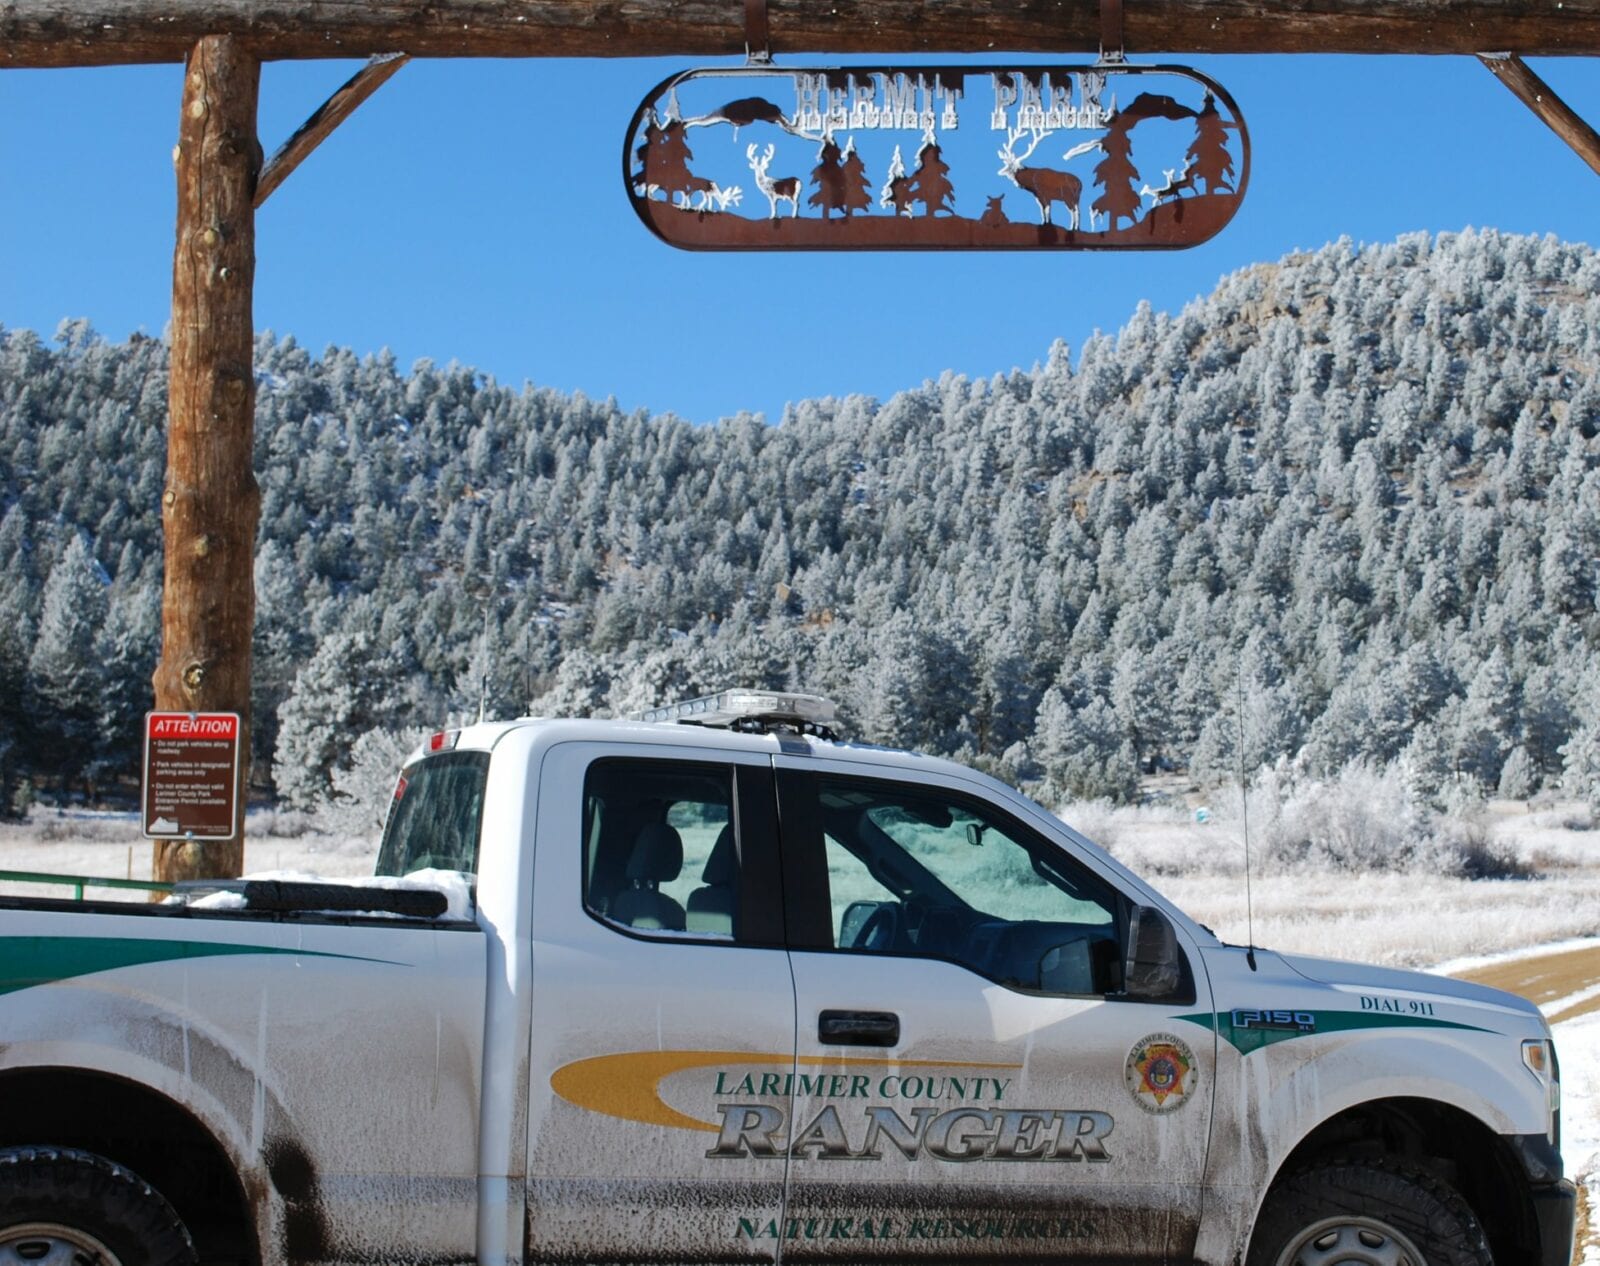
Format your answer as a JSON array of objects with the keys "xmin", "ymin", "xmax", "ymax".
[{"xmin": 634, "ymin": 689, "xmax": 837, "ymax": 731}]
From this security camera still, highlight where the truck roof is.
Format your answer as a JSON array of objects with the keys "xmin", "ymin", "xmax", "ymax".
[{"xmin": 439, "ymin": 714, "xmax": 978, "ymax": 783}]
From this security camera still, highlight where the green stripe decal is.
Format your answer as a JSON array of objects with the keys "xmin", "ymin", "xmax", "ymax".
[
  {"xmin": 0, "ymin": 936, "xmax": 401, "ymax": 998},
  {"xmin": 1177, "ymin": 1010, "xmax": 1491, "ymax": 1054}
]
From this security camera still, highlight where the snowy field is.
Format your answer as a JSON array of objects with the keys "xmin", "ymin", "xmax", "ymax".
[
  {"xmin": 2, "ymin": 795, "xmax": 1593, "ymax": 1256},
  {"xmin": 1067, "ymin": 795, "xmax": 1600, "ymax": 968},
  {"xmin": 4, "ymin": 793, "xmax": 1594, "ymax": 966}
]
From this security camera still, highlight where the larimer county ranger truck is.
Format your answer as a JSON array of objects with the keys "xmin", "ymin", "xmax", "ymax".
[{"xmin": 0, "ymin": 691, "xmax": 1573, "ymax": 1266}]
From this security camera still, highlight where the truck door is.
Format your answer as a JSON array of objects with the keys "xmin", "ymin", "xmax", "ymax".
[
  {"xmin": 773, "ymin": 760, "xmax": 1215, "ymax": 1265},
  {"xmin": 525, "ymin": 744, "xmax": 796, "ymax": 1266}
]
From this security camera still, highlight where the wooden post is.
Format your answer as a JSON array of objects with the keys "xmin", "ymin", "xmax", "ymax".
[
  {"xmin": 1479, "ymin": 53, "xmax": 1600, "ymax": 177},
  {"xmin": 7, "ymin": 0, "xmax": 1600, "ymax": 65},
  {"xmin": 256, "ymin": 54, "xmax": 410, "ymax": 208},
  {"xmin": 152, "ymin": 34, "xmax": 261, "ymax": 885}
]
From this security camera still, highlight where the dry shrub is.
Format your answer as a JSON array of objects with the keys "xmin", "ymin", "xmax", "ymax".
[{"xmin": 1438, "ymin": 821, "xmax": 1538, "ymax": 880}]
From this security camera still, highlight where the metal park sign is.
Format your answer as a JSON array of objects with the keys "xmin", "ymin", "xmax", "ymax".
[
  {"xmin": 142, "ymin": 712, "xmax": 242, "ymax": 841},
  {"xmin": 625, "ymin": 64, "xmax": 1249, "ymax": 250}
]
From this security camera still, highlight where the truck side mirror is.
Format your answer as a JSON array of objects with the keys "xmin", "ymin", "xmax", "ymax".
[{"xmin": 1124, "ymin": 904, "xmax": 1182, "ymax": 1001}]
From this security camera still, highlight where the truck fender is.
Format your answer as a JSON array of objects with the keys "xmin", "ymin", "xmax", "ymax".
[
  {"xmin": 0, "ymin": 1031, "xmax": 302, "ymax": 1260},
  {"xmin": 1196, "ymin": 1034, "xmax": 1534, "ymax": 1266}
]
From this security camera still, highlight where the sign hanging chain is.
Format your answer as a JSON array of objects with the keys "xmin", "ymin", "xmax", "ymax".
[
  {"xmin": 1099, "ymin": 0, "xmax": 1126, "ymax": 65},
  {"xmin": 744, "ymin": 0, "xmax": 771, "ymax": 65}
]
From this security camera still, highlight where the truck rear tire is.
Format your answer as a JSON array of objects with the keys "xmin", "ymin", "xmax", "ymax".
[
  {"xmin": 0, "ymin": 1146, "xmax": 197, "ymax": 1266},
  {"xmin": 1249, "ymin": 1157, "xmax": 1493, "ymax": 1266}
]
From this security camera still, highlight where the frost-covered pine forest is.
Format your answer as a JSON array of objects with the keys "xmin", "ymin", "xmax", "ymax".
[{"xmin": 2, "ymin": 228, "xmax": 1599, "ymax": 828}]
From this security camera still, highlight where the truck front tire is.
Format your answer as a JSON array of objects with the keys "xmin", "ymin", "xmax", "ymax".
[
  {"xmin": 1249, "ymin": 1157, "xmax": 1494, "ymax": 1266},
  {"xmin": 0, "ymin": 1147, "xmax": 197, "ymax": 1266}
]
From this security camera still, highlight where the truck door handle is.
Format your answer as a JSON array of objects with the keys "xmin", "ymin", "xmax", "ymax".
[{"xmin": 818, "ymin": 1010, "xmax": 900, "ymax": 1047}]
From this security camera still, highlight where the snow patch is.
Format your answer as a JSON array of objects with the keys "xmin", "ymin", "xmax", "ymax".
[
  {"xmin": 1541, "ymin": 980, "xmax": 1600, "ymax": 1020},
  {"xmin": 1554, "ymin": 1009, "xmax": 1600, "ymax": 1266}
]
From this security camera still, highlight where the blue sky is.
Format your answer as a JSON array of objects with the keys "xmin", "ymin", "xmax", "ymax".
[{"xmin": 2, "ymin": 53, "xmax": 1596, "ymax": 424}]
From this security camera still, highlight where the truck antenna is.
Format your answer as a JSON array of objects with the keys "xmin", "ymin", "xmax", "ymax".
[{"xmin": 1235, "ymin": 654, "xmax": 1258, "ymax": 971}]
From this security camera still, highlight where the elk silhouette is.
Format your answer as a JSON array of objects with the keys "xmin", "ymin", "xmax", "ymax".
[
  {"xmin": 747, "ymin": 143, "xmax": 801, "ymax": 219},
  {"xmin": 998, "ymin": 127, "xmax": 1082, "ymax": 229}
]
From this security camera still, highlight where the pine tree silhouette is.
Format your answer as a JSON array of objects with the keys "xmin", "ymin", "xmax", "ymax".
[
  {"xmin": 633, "ymin": 118, "xmax": 697, "ymax": 203},
  {"xmin": 1091, "ymin": 122, "xmax": 1141, "ymax": 231},
  {"xmin": 808, "ymin": 139, "xmax": 847, "ymax": 219},
  {"xmin": 906, "ymin": 141, "xmax": 955, "ymax": 218},
  {"xmin": 839, "ymin": 140, "xmax": 873, "ymax": 218},
  {"xmin": 1185, "ymin": 94, "xmax": 1235, "ymax": 195}
]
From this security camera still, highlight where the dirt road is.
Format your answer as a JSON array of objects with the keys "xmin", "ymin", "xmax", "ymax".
[{"xmin": 1453, "ymin": 943, "xmax": 1600, "ymax": 1024}]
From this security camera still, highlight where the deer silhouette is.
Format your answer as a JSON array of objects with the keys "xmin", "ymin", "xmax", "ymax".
[
  {"xmin": 747, "ymin": 144, "xmax": 800, "ymax": 219},
  {"xmin": 677, "ymin": 175, "xmax": 743, "ymax": 212},
  {"xmin": 1139, "ymin": 162, "xmax": 1199, "ymax": 206},
  {"xmin": 998, "ymin": 127, "xmax": 1082, "ymax": 229},
  {"xmin": 979, "ymin": 195, "xmax": 1009, "ymax": 228}
]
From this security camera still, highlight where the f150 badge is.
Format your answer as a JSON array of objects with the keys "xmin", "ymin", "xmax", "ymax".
[{"xmin": 1231, "ymin": 1008, "xmax": 1317, "ymax": 1032}]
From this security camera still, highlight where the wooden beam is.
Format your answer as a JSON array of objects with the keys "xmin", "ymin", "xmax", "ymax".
[
  {"xmin": 6, "ymin": 0, "xmax": 1600, "ymax": 67},
  {"xmin": 256, "ymin": 53, "xmax": 409, "ymax": 208},
  {"xmin": 151, "ymin": 33, "xmax": 261, "ymax": 885},
  {"xmin": 1479, "ymin": 52, "xmax": 1600, "ymax": 177}
]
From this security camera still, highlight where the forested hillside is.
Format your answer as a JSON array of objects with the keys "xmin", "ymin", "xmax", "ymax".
[{"xmin": 2, "ymin": 228, "xmax": 1599, "ymax": 815}]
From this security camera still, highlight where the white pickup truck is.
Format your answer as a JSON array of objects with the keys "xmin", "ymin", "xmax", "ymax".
[{"xmin": 0, "ymin": 691, "xmax": 1572, "ymax": 1266}]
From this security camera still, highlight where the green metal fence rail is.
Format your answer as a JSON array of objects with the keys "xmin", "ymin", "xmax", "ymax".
[{"xmin": 0, "ymin": 869, "xmax": 175, "ymax": 901}]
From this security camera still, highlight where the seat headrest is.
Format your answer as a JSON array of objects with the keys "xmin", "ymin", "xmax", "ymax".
[
  {"xmin": 627, "ymin": 822, "xmax": 684, "ymax": 883},
  {"xmin": 701, "ymin": 825, "xmax": 737, "ymax": 886}
]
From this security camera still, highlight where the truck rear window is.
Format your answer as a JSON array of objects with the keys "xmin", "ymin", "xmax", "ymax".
[{"xmin": 375, "ymin": 751, "xmax": 490, "ymax": 878}]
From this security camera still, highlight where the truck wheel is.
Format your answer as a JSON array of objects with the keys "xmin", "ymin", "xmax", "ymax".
[
  {"xmin": 1249, "ymin": 1157, "xmax": 1492, "ymax": 1266},
  {"xmin": 0, "ymin": 1147, "xmax": 197, "ymax": 1266}
]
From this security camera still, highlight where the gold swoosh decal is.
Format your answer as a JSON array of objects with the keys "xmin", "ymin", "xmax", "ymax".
[{"xmin": 550, "ymin": 1050, "xmax": 1024, "ymax": 1133}]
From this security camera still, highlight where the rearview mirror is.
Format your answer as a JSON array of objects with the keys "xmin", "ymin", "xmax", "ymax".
[{"xmin": 1124, "ymin": 904, "xmax": 1182, "ymax": 1001}]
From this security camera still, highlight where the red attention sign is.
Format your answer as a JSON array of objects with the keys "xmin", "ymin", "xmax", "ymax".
[{"xmin": 142, "ymin": 712, "xmax": 241, "ymax": 840}]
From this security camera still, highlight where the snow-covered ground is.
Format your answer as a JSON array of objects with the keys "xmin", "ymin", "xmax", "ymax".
[
  {"xmin": 5, "ymin": 796, "xmax": 1596, "ymax": 962},
  {"xmin": 1555, "ymin": 1003, "xmax": 1600, "ymax": 1265},
  {"xmin": 1068, "ymin": 797, "xmax": 1600, "ymax": 968},
  {"xmin": 0, "ymin": 808, "xmax": 376, "ymax": 902}
]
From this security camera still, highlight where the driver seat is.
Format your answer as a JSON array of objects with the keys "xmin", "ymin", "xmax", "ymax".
[{"xmin": 611, "ymin": 822, "xmax": 686, "ymax": 931}]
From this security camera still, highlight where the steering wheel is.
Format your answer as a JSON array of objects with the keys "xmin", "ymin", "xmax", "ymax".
[{"xmin": 854, "ymin": 903, "xmax": 902, "ymax": 951}]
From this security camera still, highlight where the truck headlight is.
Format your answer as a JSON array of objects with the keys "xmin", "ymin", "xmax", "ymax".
[
  {"xmin": 1522, "ymin": 1038, "xmax": 1560, "ymax": 1146},
  {"xmin": 1522, "ymin": 1038, "xmax": 1551, "ymax": 1078}
]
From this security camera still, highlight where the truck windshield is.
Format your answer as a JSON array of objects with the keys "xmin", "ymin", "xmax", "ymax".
[{"xmin": 374, "ymin": 750, "xmax": 490, "ymax": 878}]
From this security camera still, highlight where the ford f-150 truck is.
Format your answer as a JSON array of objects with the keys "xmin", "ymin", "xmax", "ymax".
[{"xmin": 0, "ymin": 691, "xmax": 1573, "ymax": 1266}]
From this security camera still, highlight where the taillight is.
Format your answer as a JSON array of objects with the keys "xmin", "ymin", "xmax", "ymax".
[{"xmin": 429, "ymin": 730, "xmax": 460, "ymax": 753}]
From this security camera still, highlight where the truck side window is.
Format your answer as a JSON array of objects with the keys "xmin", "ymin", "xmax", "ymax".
[
  {"xmin": 583, "ymin": 761, "xmax": 741, "ymax": 942},
  {"xmin": 375, "ymin": 750, "xmax": 490, "ymax": 878},
  {"xmin": 816, "ymin": 777, "xmax": 1122, "ymax": 996}
]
